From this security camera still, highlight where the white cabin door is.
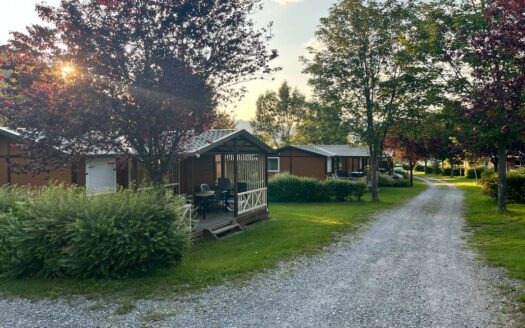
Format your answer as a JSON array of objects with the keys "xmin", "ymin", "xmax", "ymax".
[{"xmin": 85, "ymin": 157, "xmax": 117, "ymax": 195}]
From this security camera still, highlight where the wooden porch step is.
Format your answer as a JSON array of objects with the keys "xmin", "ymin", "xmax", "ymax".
[{"xmin": 205, "ymin": 219, "xmax": 243, "ymax": 239}]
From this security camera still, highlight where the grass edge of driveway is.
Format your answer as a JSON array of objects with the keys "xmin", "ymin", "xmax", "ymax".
[{"xmin": 0, "ymin": 180, "xmax": 428, "ymax": 303}]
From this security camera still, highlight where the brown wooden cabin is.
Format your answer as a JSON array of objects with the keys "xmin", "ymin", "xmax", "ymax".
[
  {"xmin": 0, "ymin": 128, "xmax": 274, "ymax": 239},
  {"xmin": 270, "ymin": 145, "xmax": 392, "ymax": 180}
]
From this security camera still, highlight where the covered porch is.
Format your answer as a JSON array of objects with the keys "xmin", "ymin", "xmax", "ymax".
[{"xmin": 179, "ymin": 129, "xmax": 273, "ymax": 238}]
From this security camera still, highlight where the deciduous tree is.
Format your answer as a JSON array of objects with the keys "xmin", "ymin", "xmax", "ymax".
[
  {"xmin": 250, "ymin": 81, "xmax": 306, "ymax": 148},
  {"xmin": 0, "ymin": 0, "xmax": 278, "ymax": 183},
  {"xmin": 303, "ymin": 0, "xmax": 429, "ymax": 201}
]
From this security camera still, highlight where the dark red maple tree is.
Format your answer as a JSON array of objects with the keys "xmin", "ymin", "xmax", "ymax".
[
  {"xmin": 465, "ymin": 0, "xmax": 525, "ymax": 211},
  {"xmin": 0, "ymin": 0, "xmax": 278, "ymax": 183}
]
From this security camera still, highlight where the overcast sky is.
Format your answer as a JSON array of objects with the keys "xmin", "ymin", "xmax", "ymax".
[{"xmin": 0, "ymin": 0, "xmax": 332, "ymax": 120}]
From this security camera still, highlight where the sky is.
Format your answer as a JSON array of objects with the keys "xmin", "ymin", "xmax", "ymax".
[{"xmin": 0, "ymin": 0, "xmax": 332, "ymax": 120}]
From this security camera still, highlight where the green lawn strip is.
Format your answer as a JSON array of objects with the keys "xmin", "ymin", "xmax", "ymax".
[
  {"xmin": 0, "ymin": 181, "xmax": 427, "ymax": 301},
  {"xmin": 436, "ymin": 176, "xmax": 525, "ymax": 310}
]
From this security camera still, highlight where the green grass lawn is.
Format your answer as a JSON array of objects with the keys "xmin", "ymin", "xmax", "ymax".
[
  {"xmin": 435, "ymin": 176, "xmax": 525, "ymax": 308},
  {"xmin": 0, "ymin": 181, "xmax": 426, "ymax": 302}
]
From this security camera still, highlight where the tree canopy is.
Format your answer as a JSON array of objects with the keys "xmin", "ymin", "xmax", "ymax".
[{"xmin": 0, "ymin": 0, "xmax": 278, "ymax": 183}]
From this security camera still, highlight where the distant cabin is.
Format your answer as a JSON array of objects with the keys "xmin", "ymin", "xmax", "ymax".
[{"xmin": 270, "ymin": 145, "xmax": 393, "ymax": 180}]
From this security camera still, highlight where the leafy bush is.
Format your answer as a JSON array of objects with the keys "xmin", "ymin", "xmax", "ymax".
[
  {"xmin": 394, "ymin": 167, "xmax": 409, "ymax": 179},
  {"xmin": 268, "ymin": 173, "xmax": 365, "ymax": 202},
  {"xmin": 0, "ymin": 185, "xmax": 191, "ymax": 278},
  {"xmin": 321, "ymin": 179, "xmax": 366, "ymax": 201},
  {"xmin": 466, "ymin": 166, "xmax": 486, "ymax": 179},
  {"xmin": 481, "ymin": 169, "xmax": 525, "ymax": 203},
  {"xmin": 0, "ymin": 186, "xmax": 28, "ymax": 213},
  {"xmin": 442, "ymin": 167, "xmax": 462, "ymax": 176},
  {"xmin": 424, "ymin": 165, "xmax": 441, "ymax": 175},
  {"xmin": 378, "ymin": 174, "xmax": 411, "ymax": 187},
  {"xmin": 268, "ymin": 174, "xmax": 321, "ymax": 202},
  {"xmin": 414, "ymin": 164, "xmax": 425, "ymax": 172}
]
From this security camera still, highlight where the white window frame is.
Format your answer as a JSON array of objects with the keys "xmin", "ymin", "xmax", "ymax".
[
  {"xmin": 268, "ymin": 157, "xmax": 280, "ymax": 173},
  {"xmin": 327, "ymin": 157, "xmax": 333, "ymax": 173}
]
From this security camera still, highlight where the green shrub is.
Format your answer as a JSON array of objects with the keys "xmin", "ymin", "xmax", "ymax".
[
  {"xmin": 0, "ymin": 186, "xmax": 28, "ymax": 213},
  {"xmin": 268, "ymin": 174, "xmax": 365, "ymax": 202},
  {"xmin": 506, "ymin": 171, "xmax": 525, "ymax": 203},
  {"xmin": 378, "ymin": 174, "xmax": 411, "ymax": 187},
  {"xmin": 466, "ymin": 166, "xmax": 486, "ymax": 179},
  {"xmin": 481, "ymin": 169, "xmax": 525, "ymax": 203},
  {"xmin": 394, "ymin": 167, "xmax": 409, "ymax": 179},
  {"xmin": 442, "ymin": 167, "xmax": 462, "ymax": 176},
  {"xmin": 268, "ymin": 174, "xmax": 321, "ymax": 202},
  {"xmin": 321, "ymin": 179, "xmax": 366, "ymax": 201},
  {"xmin": 424, "ymin": 165, "xmax": 441, "ymax": 175},
  {"xmin": 0, "ymin": 185, "xmax": 191, "ymax": 278},
  {"xmin": 414, "ymin": 164, "xmax": 425, "ymax": 172}
]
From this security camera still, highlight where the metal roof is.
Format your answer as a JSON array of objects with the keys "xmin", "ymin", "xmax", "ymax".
[
  {"xmin": 285, "ymin": 145, "xmax": 370, "ymax": 158},
  {"xmin": 0, "ymin": 127, "xmax": 273, "ymax": 156},
  {"xmin": 182, "ymin": 129, "xmax": 274, "ymax": 155},
  {"xmin": 0, "ymin": 127, "xmax": 20, "ymax": 139}
]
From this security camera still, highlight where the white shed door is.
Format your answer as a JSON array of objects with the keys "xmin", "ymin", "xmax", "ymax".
[{"xmin": 86, "ymin": 157, "xmax": 117, "ymax": 195}]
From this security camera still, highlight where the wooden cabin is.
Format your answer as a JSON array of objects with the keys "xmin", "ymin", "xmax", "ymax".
[
  {"xmin": 270, "ymin": 145, "xmax": 392, "ymax": 180},
  {"xmin": 0, "ymin": 127, "xmax": 273, "ymax": 239}
]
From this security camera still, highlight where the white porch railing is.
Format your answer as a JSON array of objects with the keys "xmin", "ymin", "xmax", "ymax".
[
  {"xmin": 181, "ymin": 203, "xmax": 193, "ymax": 229},
  {"xmin": 237, "ymin": 187, "xmax": 267, "ymax": 215}
]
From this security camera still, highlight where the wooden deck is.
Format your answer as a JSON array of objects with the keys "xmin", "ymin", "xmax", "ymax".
[{"xmin": 191, "ymin": 208, "xmax": 269, "ymax": 239}]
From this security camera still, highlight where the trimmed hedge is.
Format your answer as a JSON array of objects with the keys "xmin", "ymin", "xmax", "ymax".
[
  {"xmin": 378, "ymin": 173, "xmax": 411, "ymax": 187},
  {"xmin": 425, "ymin": 165, "xmax": 441, "ymax": 174},
  {"xmin": 480, "ymin": 169, "xmax": 525, "ymax": 204},
  {"xmin": 322, "ymin": 179, "xmax": 366, "ymax": 201},
  {"xmin": 466, "ymin": 166, "xmax": 486, "ymax": 179},
  {"xmin": 268, "ymin": 173, "xmax": 365, "ymax": 202},
  {"xmin": 0, "ymin": 185, "xmax": 191, "ymax": 278},
  {"xmin": 442, "ymin": 167, "xmax": 462, "ymax": 176},
  {"xmin": 414, "ymin": 164, "xmax": 425, "ymax": 172}
]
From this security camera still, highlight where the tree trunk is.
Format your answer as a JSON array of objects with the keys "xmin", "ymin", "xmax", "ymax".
[
  {"xmin": 450, "ymin": 163, "xmax": 454, "ymax": 178},
  {"xmin": 409, "ymin": 159, "xmax": 414, "ymax": 187},
  {"xmin": 369, "ymin": 158, "xmax": 379, "ymax": 202},
  {"xmin": 424, "ymin": 160, "xmax": 428, "ymax": 175},
  {"xmin": 497, "ymin": 142, "xmax": 507, "ymax": 212}
]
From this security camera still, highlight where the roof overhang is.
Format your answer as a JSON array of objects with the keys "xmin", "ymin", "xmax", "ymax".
[{"xmin": 190, "ymin": 129, "xmax": 274, "ymax": 156}]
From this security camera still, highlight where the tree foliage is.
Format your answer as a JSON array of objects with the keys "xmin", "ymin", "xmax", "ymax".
[
  {"xmin": 0, "ymin": 0, "xmax": 278, "ymax": 183},
  {"xmin": 417, "ymin": 0, "xmax": 525, "ymax": 211},
  {"xmin": 250, "ymin": 81, "xmax": 306, "ymax": 148},
  {"xmin": 293, "ymin": 101, "xmax": 349, "ymax": 144},
  {"xmin": 303, "ymin": 0, "xmax": 431, "ymax": 201}
]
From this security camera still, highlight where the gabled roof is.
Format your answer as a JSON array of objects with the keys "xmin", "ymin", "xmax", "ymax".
[
  {"xmin": 281, "ymin": 144, "xmax": 370, "ymax": 158},
  {"xmin": 183, "ymin": 129, "xmax": 274, "ymax": 155},
  {"xmin": 0, "ymin": 127, "xmax": 20, "ymax": 139},
  {"xmin": 0, "ymin": 126, "xmax": 273, "ymax": 156}
]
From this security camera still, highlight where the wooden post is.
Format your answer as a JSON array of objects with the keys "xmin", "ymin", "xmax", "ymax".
[
  {"xmin": 221, "ymin": 154, "xmax": 225, "ymax": 179},
  {"xmin": 233, "ymin": 141, "xmax": 238, "ymax": 217},
  {"xmin": 264, "ymin": 153, "xmax": 269, "ymax": 188}
]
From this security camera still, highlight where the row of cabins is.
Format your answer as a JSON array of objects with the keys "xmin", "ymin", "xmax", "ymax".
[{"xmin": 0, "ymin": 127, "xmax": 382, "ymax": 238}]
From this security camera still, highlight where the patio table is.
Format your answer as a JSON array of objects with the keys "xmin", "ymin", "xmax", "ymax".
[{"xmin": 195, "ymin": 191, "xmax": 215, "ymax": 220}]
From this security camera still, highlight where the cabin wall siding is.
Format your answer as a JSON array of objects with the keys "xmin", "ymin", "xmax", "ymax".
[
  {"xmin": 277, "ymin": 149, "xmax": 326, "ymax": 181},
  {"xmin": 180, "ymin": 154, "xmax": 216, "ymax": 194},
  {"xmin": 0, "ymin": 137, "xmax": 74, "ymax": 187}
]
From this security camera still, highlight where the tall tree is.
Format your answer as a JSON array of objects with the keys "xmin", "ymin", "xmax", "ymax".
[
  {"xmin": 418, "ymin": 0, "xmax": 525, "ymax": 211},
  {"xmin": 293, "ymin": 101, "xmax": 349, "ymax": 144},
  {"xmin": 0, "ymin": 0, "xmax": 278, "ymax": 183},
  {"xmin": 303, "ymin": 0, "xmax": 428, "ymax": 201},
  {"xmin": 250, "ymin": 81, "xmax": 306, "ymax": 148},
  {"xmin": 212, "ymin": 110, "xmax": 237, "ymax": 130}
]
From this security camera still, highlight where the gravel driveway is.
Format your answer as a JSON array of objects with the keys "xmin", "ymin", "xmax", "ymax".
[{"xmin": 0, "ymin": 178, "xmax": 517, "ymax": 327}]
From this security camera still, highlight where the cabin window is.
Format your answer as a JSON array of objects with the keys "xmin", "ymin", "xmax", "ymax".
[
  {"xmin": 327, "ymin": 158, "xmax": 333, "ymax": 173},
  {"xmin": 268, "ymin": 157, "xmax": 280, "ymax": 172}
]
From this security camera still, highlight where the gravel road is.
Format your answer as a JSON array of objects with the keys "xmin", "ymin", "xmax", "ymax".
[{"xmin": 0, "ymin": 178, "xmax": 517, "ymax": 327}]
